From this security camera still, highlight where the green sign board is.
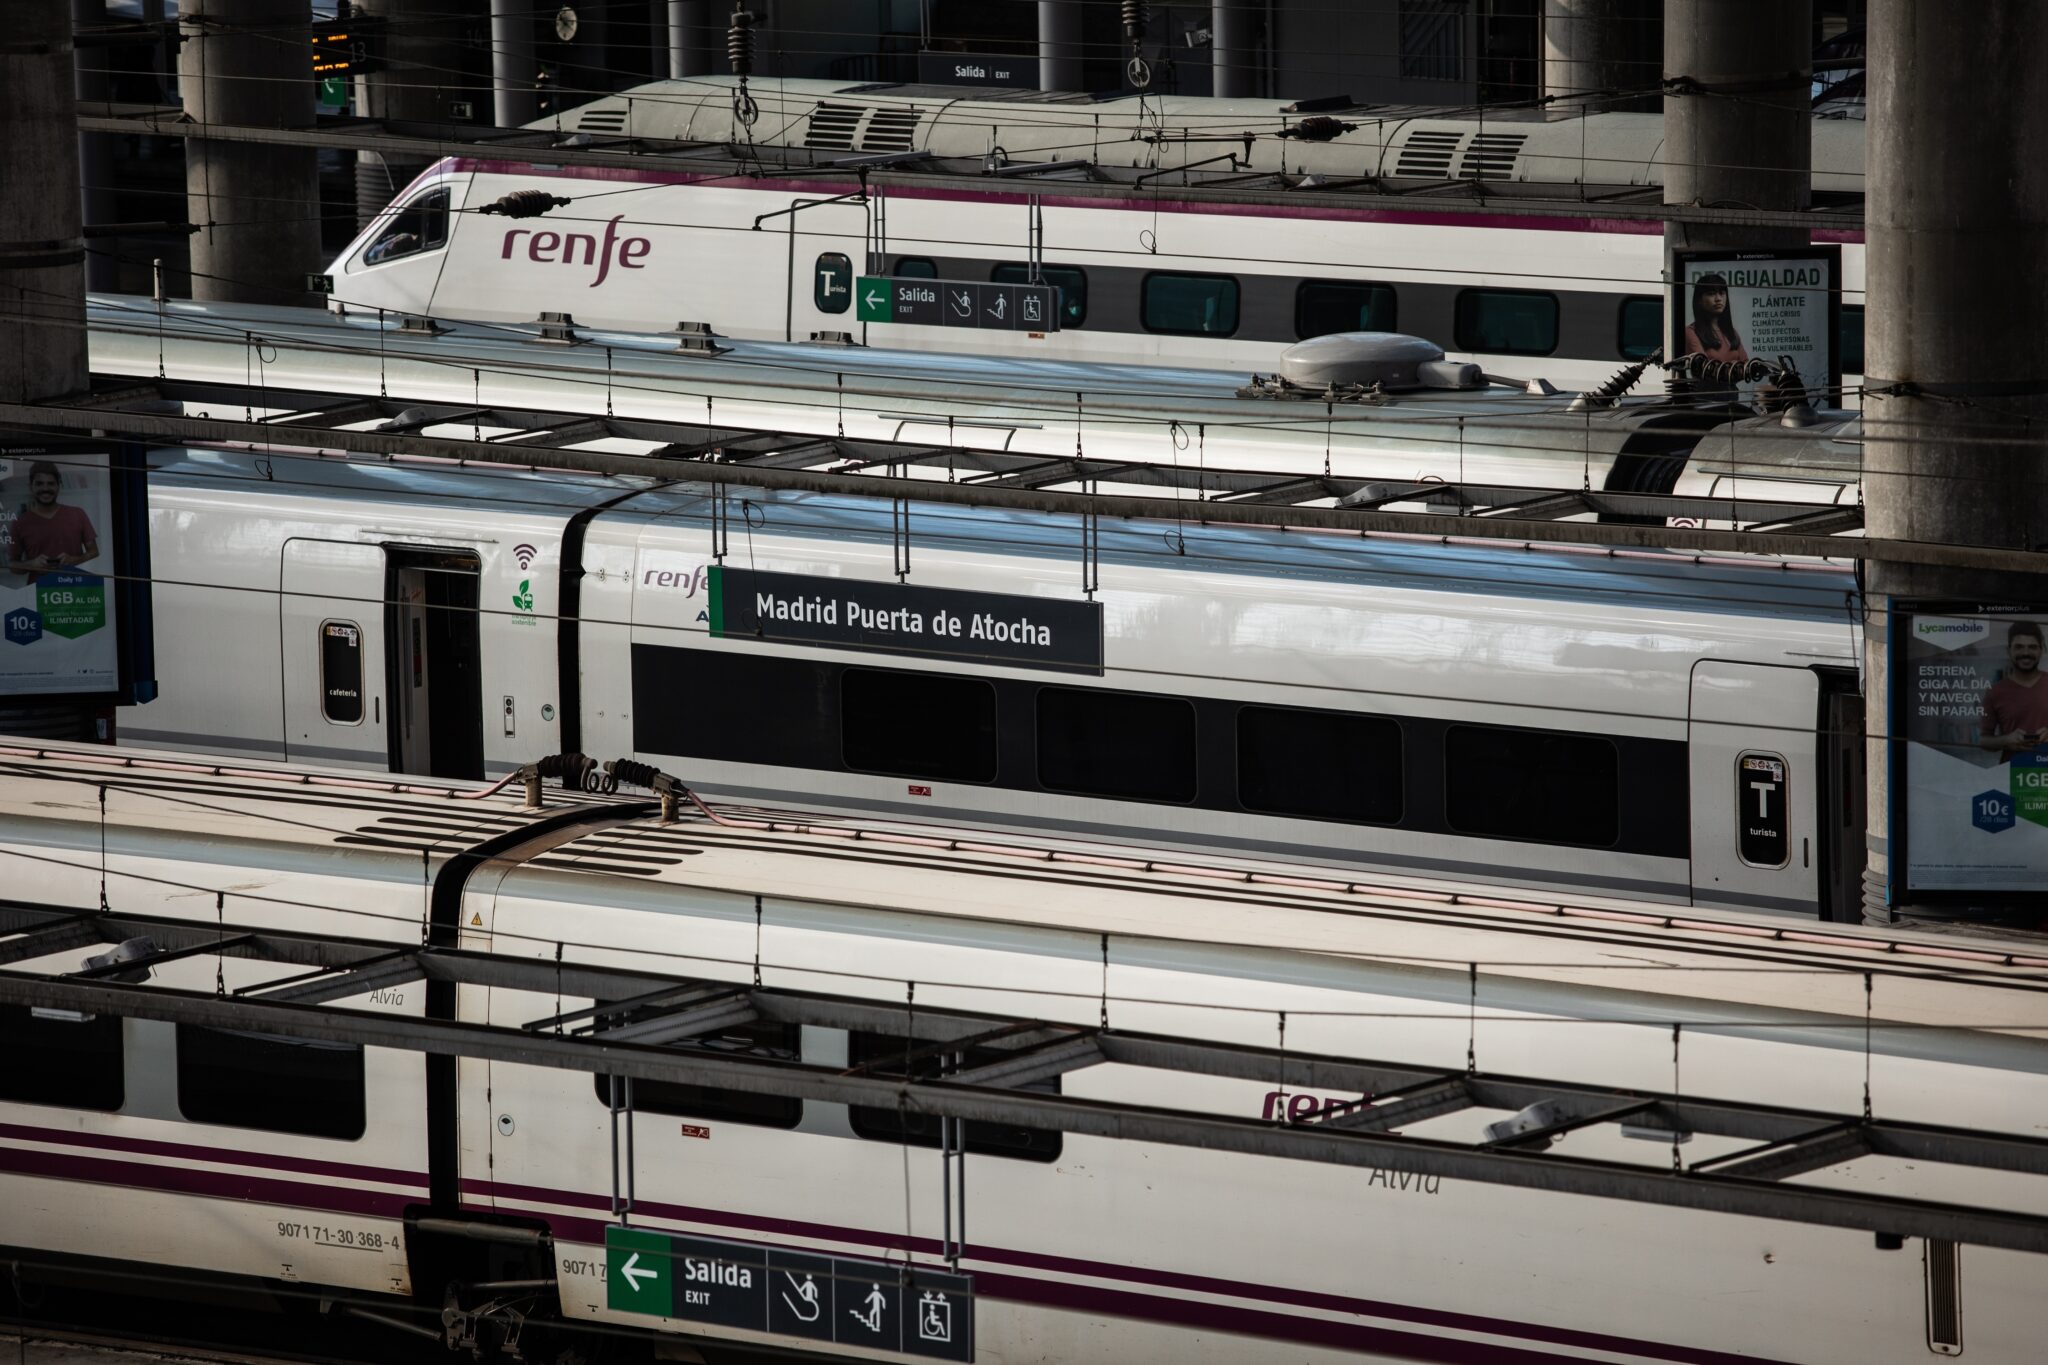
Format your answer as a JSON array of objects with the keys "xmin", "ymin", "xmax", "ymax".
[
  {"xmin": 602, "ymin": 1224, "xmax": 973, "ymax": 1359},
  {"xmin": 36, "ymin": 572, "xmax": 106, "ymax": 640},
  {"xmin": 855, "ymin": 276, "xmax": 1059, "ymax": 331}
]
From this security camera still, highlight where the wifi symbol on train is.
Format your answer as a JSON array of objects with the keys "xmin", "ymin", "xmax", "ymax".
[{"xmin": 513, "ymin": 543, "xmax": 538, "ymax": 570}]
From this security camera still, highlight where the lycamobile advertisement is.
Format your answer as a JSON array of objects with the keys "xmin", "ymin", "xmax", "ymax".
[
  {"xmin": 1901, "ymin": 606, "xmax": 2048, "ymax": 893},
  {"xmin": 1, "ymin": 451, "xmax": 117, "ymax": 697}
]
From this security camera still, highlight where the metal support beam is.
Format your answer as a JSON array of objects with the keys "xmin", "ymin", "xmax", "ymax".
[{"xmin": 1694, "ymin": 1123, "xmax": 1872, "ymax": 1181}]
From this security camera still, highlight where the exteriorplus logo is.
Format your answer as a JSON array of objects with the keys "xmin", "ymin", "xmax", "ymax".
[{"xmin": 500, "ymin": 214, "xmax": 651, "ymax": 287}]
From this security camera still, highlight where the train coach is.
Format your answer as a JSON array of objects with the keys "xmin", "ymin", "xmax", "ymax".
[
  {"xmin": 118, "ymin": 443, "xmax": 1866, "ymax": 919},
  {"xmin": 1, "ymin": 742, "xmax": 2043, "ymax": 1365},
  {"xmin": 329, "ymin": 77, "xmax": 1868, "ymax": 387}
]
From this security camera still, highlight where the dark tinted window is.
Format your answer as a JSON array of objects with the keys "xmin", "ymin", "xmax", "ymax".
[
  {"xmin": 177, "ymin": 1025, "xmax": 365, "ymax": 1139},
  {"xmin": 991, "ymin": 263, "xmax": 1088, "ymax": 327},
  {"xmin": 894, "ymin": 257, "xmax": 938, "ymax": 278},
  {"xmin": 1142, "ymin": 272, "xmax": 1239, "ymax": 336},
  {"xmin": 847, "ymin": 1032, "xmax": 1061, "ymax": 1162},
  {"xmin": 1037, "ymin": 688, "xmax": 1197, "ymax": 803},
  {"xmin": 1238, "ymin": 705, "xmax": 1402, "ymax": 824},
  {"xmin": 1839, "ymin": 303, "xmax": 1864, "ymax": 374},
  {"xmin": 843, "ymin": 668, "xmax": 997, "ymax": 782},
  {"xmin": 361, "ymin": 187, "xmax": 449, "ymax": 266},
  {"xmin": 0, "ymin": 1005, "xmax": 123, "ymax": 1111},
  {"xmin": 1617, "ymin": 296, "xmax": 1663, "ymax": 360},
  {"xmin": 320, "ymin": 620, "xmax": 364, "ymax": 724},
  {"xmin": 1444, "ymin": 725, "xmax": 1619, "ymax": 847},
  {"xmin": 1454, "ymin": 289, "xmax": 1559, "ymax": 355},
  {"xmin": 594, "ymin": 1019, "xmax": 801, "ymax": 1130},
  {"xmin": 1295, "ymin": 280, "xmax": 1398, "ymax": 339},
  {"xmin": 814, "ymin": 252, "xmax": 853, "ymax": 313}
]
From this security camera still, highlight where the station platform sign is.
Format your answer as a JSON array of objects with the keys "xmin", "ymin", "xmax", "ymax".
[
  {"xmin": 857, "ymin": 276, "xmax": 1060, "ymax": 332},
  {"xmin": 605, "ymin": 1224, "xmax": 973, "ymax": 1361}
]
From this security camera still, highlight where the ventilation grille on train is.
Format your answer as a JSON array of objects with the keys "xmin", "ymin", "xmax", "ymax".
[
  {"xmin": 861, "ymin": 107, "xmax": 923, "ymax": 153},
  {"xmin": 577, "ymin": 108, "xmax": 629, "ymax": 135},
  {"xmin": 1925, "ymin": 1239, "xmax": 1962, "ymax": 1355},
  {"xmin": 1393, "ymin": 130, "xmax": 1461, "ymax": 178},
  {"xmin": 1459, "ymin": 133, "xmax": 1528, "ymax": 180},
  {"xmin": 804, "ymin": 103, "xmax": 864, "ymax": 150}
]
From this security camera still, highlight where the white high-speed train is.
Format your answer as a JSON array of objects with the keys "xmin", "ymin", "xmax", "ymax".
[
  {"xmin": 120, "ymin": 442, "xmax": 1866, "ymax": 919},
  {"xmin": 2, "ymin": 742, "xmax": 2043, "ymax": 1365},
  {"xmin": 328, "ymin": 77, "xmax": 1867, "ymax": 383}
]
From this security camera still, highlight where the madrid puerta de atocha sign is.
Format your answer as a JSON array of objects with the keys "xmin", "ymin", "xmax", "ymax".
[
  {"xmin": 605, "ymin": 1225, "xmax": 973, "ymax": 1361},
  {"xmin": 709, "ymin": 567, "xmax": 1103, "ymax": 674}
]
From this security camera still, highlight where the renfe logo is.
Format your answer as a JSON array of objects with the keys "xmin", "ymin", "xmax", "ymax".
[{"xmin": 500, "ymin": 214, "xmax": 651, "ymax": 287}]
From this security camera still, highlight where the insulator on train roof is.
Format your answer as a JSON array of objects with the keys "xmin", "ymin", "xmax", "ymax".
[
  {"xmin": 1569, "ymin": 348, "xmax": 1661, "ymax": 410},
  {"xmin": 727, "ymin": 6, "xmax": 757, "ymax": 76},
  {"xmin": 1121, "ymin": 0, "xmax": 1149, "ymax": 42},
  {"xmin": 1278, "ymin": 116, "xmax": 1357, "ymax": 142},
  {"xmin": 477, "ymin": 189, "xmax": 572, "ymax": 219}
]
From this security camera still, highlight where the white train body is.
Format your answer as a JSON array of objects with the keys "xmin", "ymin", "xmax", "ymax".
[
  {"xmin": 123, "ymin": 446, "xmax": 1864, "ymax": 918},
  {"xmin": 322, "ymin": 79, "xmax": 1867, "ymax": 388},
  {"xmin": 1, "ymin": 744, "xmax": 2044, "ymax": 1365}
]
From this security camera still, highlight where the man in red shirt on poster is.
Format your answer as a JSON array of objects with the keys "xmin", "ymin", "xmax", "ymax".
[
  {"xmin": 1979, "ymin": 620, "xmax": 2048, "ymax": 761},
  {"xmin": 7, "ymin": 462, "xmax": 99, "ymax": 585}
]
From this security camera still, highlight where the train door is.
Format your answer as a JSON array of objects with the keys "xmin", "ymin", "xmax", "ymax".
[
  {"xmin": 280, "ymin": 539, "xmax": 389, "ymax": 769},
  {"xmin": 781, "ymin": 199, "xmax": 871, "ymax": 341},
  {"xmin": 388, "ymin": 548, "xmax": 485, "ymax": 780},
  {"xmin": 1688, "ymin": 661, "xmax": 1821, "ymax": 914}
]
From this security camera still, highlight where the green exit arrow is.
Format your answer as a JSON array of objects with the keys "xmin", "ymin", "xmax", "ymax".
[
  {"xmin": 856, "ymin": 276, "xmax": 893, "ymax": 322},
  {"xmin": 606, "ymin": 1225, "xmax": 672, "ymax": 1314}
]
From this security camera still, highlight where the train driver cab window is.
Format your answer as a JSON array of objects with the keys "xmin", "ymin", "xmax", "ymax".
[
  {"xmin": 0, "ymin": 1003, "xmax": 124, "ymax": 1111},
  {"xmin": 1295, "ymin": 280, "xmax": 1398, "ymax": 339},
  {"xmin": 360, "ymin": 186, "xmax": 450, "ymax": 266},
  {"xmin": 320, "ymin": 620, "xmax": 364, "ymax": 724},
  {"xmin": 894, "ymin": 257, "xmax": 938, "ymax": 278},
  {"xmin": 1454, "ymin": 289, "xmax": 1559, "ymax": 356},
  {"xmin": 847, "ymin": 1032, "xmax": 1062, "ymax": 1162},
  {"xmin": 815, "ymin": 252, "xmax": 853, "ymax": 313},
  {"xmin": 1142, "ymin": 272, "xmax": 1240, "ymax": 336},
  {"xmin": 1617, "ymin": 296, "xmax": 1663, "ymax": 360},
  {"xmin": 593, "ymin": 1018, "xmax": 802, "ymax": 1130},
  {"xmin": 991, "ymin": 263, "xmax": 1088, "ymax": 327}
]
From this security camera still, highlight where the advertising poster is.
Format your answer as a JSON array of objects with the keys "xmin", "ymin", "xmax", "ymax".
[
  {"xmin": 0, "ymin": 448, "xmax": 120, "ymax": 698},
  {"xmin": 1899, "ymin": 604, "xmax": 2048, "ymax": 894},
  {"xmin": 1672, "ymin": 248, "xmax": 1841, "ymax": 403}
]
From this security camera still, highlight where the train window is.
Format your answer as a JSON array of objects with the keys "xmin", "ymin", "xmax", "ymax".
[
  {"xmin": 593, "ymin": 1019, "xmax": 801, "ymax": 1130},
  {"xmin": 1295, "ymin": 280, "xmax": 1398, "ymax": 339},
  {"xmin": 1840, "ymin": 304, "xmax": 1865, "ymax": 374},
  {"xmin": 0, "ymin": 1004, "xmax": 124, "ymax": 1111},
  {"xmin": 319, "ymin": 620, "xmax": 364, "ymax": 725},
  {"xmin": 991, "ymin": 263, "xmax": 1088, "ymax": 328},
  {"xmin": 843, "ymin": 668, "xmax": 998, "ymax": 782},
  {"xmin": 814, "ymin": 253, "xmax": 853, "ymax": 313},
  {"xmin": 176, "ymin": 1025, "xmax": 366, "ymax": 1140},
  {"xmin": 1238, "ymin": 705, "xmax": 1403, "ymax": 824},
  {"xmin": 1141, "ymin": 272, "xmax": 1240, "ymax": 336},
  {"xmin": 1037, "ymin": 687, "xmax": 1198, "ymax": 803},
  {"xmin": 1443, "ymin": 725, "xmax": 1619, "ymax": 847},
  {"xmin": 846, "ymin": 1032, "xmax": 1062, "ymax": 1163},
  {"xmin": 1453, "ymin": 289, "xmax": 1559, "ymax": 356},
  {"xmin": 360, "ymin": 186, "xmax": 450, "ymax": 267},
  {"xmin": 895, "ymin": 257, "xmax": 938, "ymax": 278},
  {"xmin": 1617, "ymin": 296, "xmax": 1663, "ymax": 360}
]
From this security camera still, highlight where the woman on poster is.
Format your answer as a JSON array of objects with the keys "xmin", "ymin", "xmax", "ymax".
[{"xmin": 1682, "ymin": 273, "xmax": 1750, "ymax": 365}]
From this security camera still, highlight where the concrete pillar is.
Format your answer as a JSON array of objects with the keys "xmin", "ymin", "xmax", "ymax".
[
  {"xmin": 353, "ymin": 0, "xmax": 471, "ymax": 229},
  {"xmin": 669, "ymin": 0, "xmax": 712, "ymax": 79},
  {"xmin": 180, "ymin": 0, "xmax": 321, "ymax": 305},
  {"xmin": 1, "ymin": 0, "xmax": 90, "ymax": 402},
  {"xmin": 1212, "ymin": 2, "xmax": 1256, "ymax": 99},
  {"xmin": 1662, "ymin": 0, "xmax": 1811, "ymax": 252},
  {"xmin": 492, "ymin": 0, "xmax": 539, "ymax": 127},
  {"xmin": 1860, "ymin": 1, "xmax": 2048, "ymax": 923},
  {"xmin": 74, "ymin": 0, "xmax": 117, "ymax": 291},
  {"xmin": 1543, "ymin": 0, "xmax": 1660, "ymax": 113},
  {"xmin": 1039, "ymin": 0, "xmax": 1083, "ymax": 92}
]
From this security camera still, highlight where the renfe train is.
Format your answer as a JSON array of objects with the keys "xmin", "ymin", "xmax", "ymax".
[
  {"xmin": 327, "ymin": 77, "xmax": 1868, "ymax": 385},
  {"xmin": 3, "ymin": 743, "xmax": 2044, "ymax": 1365},
  {"xmin": 119, "ymin": 444, "xmax": 1867, "ymax": 919}
]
